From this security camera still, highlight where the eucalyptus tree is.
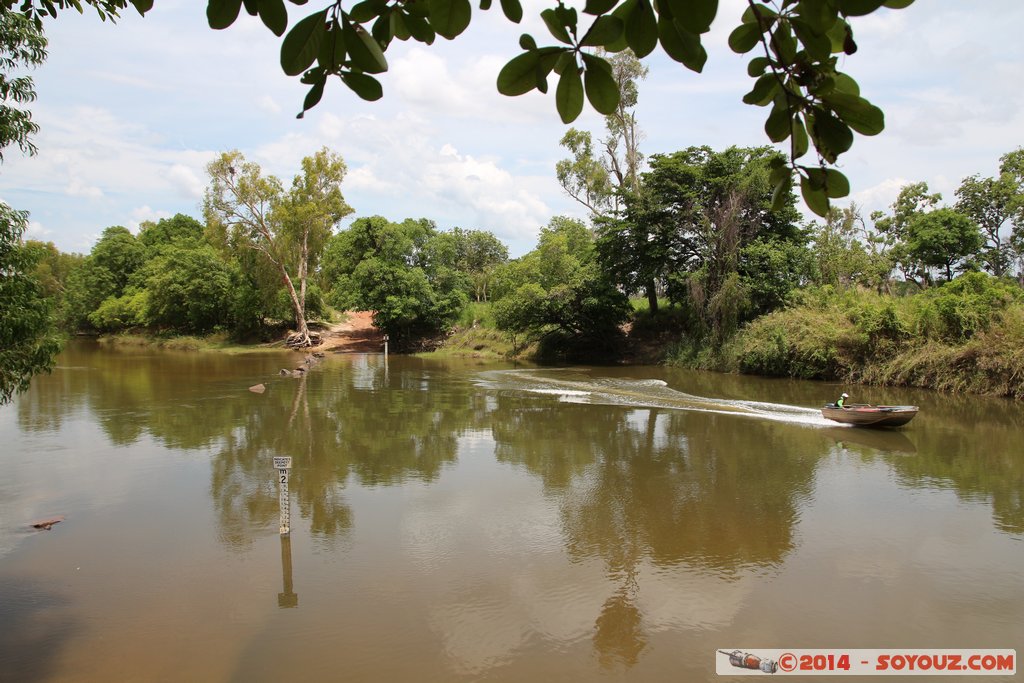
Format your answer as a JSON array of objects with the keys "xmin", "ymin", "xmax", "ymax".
[
  {"xmin": 203, "ymin": 148, "xmax": 352, "ymax": 346},
  {"xmin": 809, "ymin": 203, "xmax": 891, "ymax": 291},
  {"xmin": 556, "ymin": 49, "xmax": 648, "ymax": 215},
  {"xmin": 4, "ymin": 0, "xmax": 909, "ymax": 217}
]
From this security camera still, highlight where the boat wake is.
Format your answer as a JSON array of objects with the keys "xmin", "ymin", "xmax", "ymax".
[{"xmin": 477, "ymin": 369, "xmax": 835, "ymax": 427}]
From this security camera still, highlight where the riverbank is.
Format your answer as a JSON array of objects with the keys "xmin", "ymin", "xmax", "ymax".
[
  {"xmin": 96, "ymin": 312, "xmax": 386, "ymax": 355},
  {"xmin": 95, "ymin": 285, "xmax": 1024, "ymax": 401},
  {"xmin": 672, "ymin": 277, "xmax": 1024, "ymax": 400}
]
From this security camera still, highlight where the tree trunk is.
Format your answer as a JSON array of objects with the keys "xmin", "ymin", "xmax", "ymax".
[
  {"xmin": 645, "ymin": 280, "xmax": 658, "ymax": 314},
  {"xmin": 281, "ymin": 268, "xmax": 310, "ymax": 345}
]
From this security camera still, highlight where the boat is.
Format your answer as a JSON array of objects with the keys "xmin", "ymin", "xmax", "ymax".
[{"xmin": 821, "ymin": 403, "xmax": 918, "ymax": 427}]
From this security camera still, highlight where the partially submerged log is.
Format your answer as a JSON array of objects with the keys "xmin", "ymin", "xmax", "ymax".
[{"xmin": 31, "ymin": 516, "xmax": 64, "ymax": 530}]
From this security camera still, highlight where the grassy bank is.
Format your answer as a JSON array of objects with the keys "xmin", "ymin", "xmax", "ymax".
[
  {"xmin": 692, "ymin": 274, "xmax": 1024, "ymax": 399},
  {"xmin": 96, "ymin": 331, "xmax": 296, "ymax": 354},
  {"xmin": 426, "ymin": 302, "xmax": 523, "ymax": 359}
]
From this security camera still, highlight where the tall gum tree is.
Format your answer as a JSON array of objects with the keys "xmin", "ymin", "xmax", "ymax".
[{"xmin": 203, "ymin": 148, "xmax": 352, "ymax": 346}]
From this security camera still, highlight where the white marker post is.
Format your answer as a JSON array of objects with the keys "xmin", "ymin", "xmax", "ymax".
[
  {"xmin": 273, "ymin": 456, "xmax": 293, "ymax": 535},
  {"xmin": 383, "ymin": 334, "xmax": 389, "ymax": 357}
]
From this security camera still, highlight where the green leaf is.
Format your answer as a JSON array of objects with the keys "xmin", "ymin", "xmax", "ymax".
[
  {"xmin": 580, "ymin": 15, "xmax": 623, "ymax": 47},
  {"xmin": 554, "ymin": 4, "xmax": 578, "ymax": 32},
  {"xmin": 671, "ymin": 0, "xmax": 716, "ymax": 34},
  {"xmin": 500, "ymin": 0, "xmax": 523, "ymax": 23},
  {"xmin": 792, "ymin": 117, "xmax": 809, "ymax": 158},
  {"xmin": 345, "ymin": 23, "xmax": 389, "ymax": 73},
  {"xmin": 297, "ymin": 78, "xmax": 325, "ymax": 118},
  {"xmin": 772, "ymin": 22, "xmax": 797, "ymax": 62},
  {"xmin": 497, "ymin": 51, "xmax": 541, "ymax": 96},
  {"xmin": 540, "ymin": 8, "xmax": 573, "ymax": 44},
  {"xmin": 342, "ymin": 72, "xmax": 384, "ymax": 101},
  {"xmin": 727, "ymin": 22, "xmax": 761, "ymax": 54},
  {"xmin": 764, "ymin": 99, "xmax": 791, "ymax": 142},
  {"xmin": 429, "ymin": 0, "xmax": 472, "ymax": 39},
  {"xmin": 404, "ymin": 14, "xmax": 436, "ymax": 43},
  {"xmin": 791, "ymin": 18, "xmax": 830, "ymax": 61},
  {"xmin": 480, "ymin": 0, "xmax": 492, "ymax": 9},
  {"xmin": 405, "ymin": 1, "xmax": 431, "ymax": 18},
  {"xmin": 556, "ymin": 62, "xmax": 584, "ymax": 123},
  {"xmin": 535, "ymin": 47, "xmax": 565, "ymax": 92},
  {"xmin": 317, "ymin": 23, "xmax": 347, "ymax": 69},
  {"xmin": 824, "ymin": 168, "xmax": 850, "ymax": 198},
  {"xmin": 747, "ymin": 56, "xmax": 770, "ymax": 77},
  {"xmin": 581, "ymin": 53, "xmax": 620, "ymax": 114},
  {"xmin": 243, "ymin": 0, "xmax": 259, "ymax": 16},
  {"xmin": 831, "ymin": 72, "xmax": 860, "ymax": 96},
  {"xmin": 207, "ymin": 0, "xmax": 243, "ymax": 29},
  {"xmin": 129, "ymin": 0, "xmax": 153, "ymax": 15},
  {"xmin": 742, "ymin": 73, "xmax": 779, "ymax": 106},
  {"xmin": 624, "ymin": 0, "xmax": 657, "ymax": 58},
  {"xmin": 584, "ymin": 0, "xmax": 618, "ymax": 15},
  {"xmin": 390, "ymin": 11, "xmax": 410, "ymax": 41},
  {"xmin": 742, "ymin": 3, "xmax": 777, "ymax": 24},
  {"xmin": 837, "ymin": 0, "xmax": 886, "ymax": 16},
  {"xmin": 280, "ymin": 10, "xmax": 327, "ymax": 76},
  {"xmin": 349, "ymin": 0, "xmax": 383, "ymax": 22},
  {"xmin": 797, "ymin": 0, "xmax": 838, "ymax": 35},
  {"xmin": 809, "ymin": 110, "xmax": 853, "ymax": 162},
  {"xmin": 257, "ymin": 0, "xmax": 288, "ymax": 36},
  {"xmin": 372, "ymin": 14, "xmax": 394, "ymax": 46},
  {"xmin": 605, "ymin": 0, "xmax": 636, "ymax": 51},
  {"xmin": 883, "ymin": 0, "xmax": 914, "ymax": 7},
  {"xmin": 800, "ymin": 174, "xmax": 830, "ymax": 217},
  {"xmin": 823, "ymin": 92, "xmax": 884, "ymax": 135},
  {"xmin": 657, "ymin": 17, "xmax": 706, "ymax": 72},
  {"xmin": 771, "ymin": 173, "xmax": 793, "ymax": 212},
  {"xmin": 519, "ymin": 33, "xmax": 537, "ymax": 50}
]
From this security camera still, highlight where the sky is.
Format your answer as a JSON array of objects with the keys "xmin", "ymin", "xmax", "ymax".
[{"xmin": 1, "ymin": 0, "xmax": 1022, "ymax": 257}]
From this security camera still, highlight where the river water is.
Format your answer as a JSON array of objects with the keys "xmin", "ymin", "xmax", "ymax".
[{"xmin": 1, "ymin": 341, "xmax": 1021, "ymax": 681}]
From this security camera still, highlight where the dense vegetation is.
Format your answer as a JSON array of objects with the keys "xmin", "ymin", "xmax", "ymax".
[{"xmin": 17, "ymin": 140, "xmax": 1022, "ymax": 400}]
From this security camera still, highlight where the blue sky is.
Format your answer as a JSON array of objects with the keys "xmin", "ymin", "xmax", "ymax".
[{"xmin": 1, "ymin": 0, "xmax": 1022, "ymax": 257}]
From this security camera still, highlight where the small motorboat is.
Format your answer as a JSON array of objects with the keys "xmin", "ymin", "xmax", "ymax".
[{"xmin": 822, "ymin": 403, "xmax": 918, "ymax": 427}]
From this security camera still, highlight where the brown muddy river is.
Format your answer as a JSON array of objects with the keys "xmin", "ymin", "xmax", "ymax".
[{"xmin": 1, "ymin": 340, "xmax": 1021, "ymax": 681}]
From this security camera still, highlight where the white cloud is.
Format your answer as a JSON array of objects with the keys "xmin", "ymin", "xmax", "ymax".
[
  {"xmin": 65, "ymin": 177, "xmax": 105, "ymax": 199},
  {"xmin": 167, "ymin": 163, "xmax": 206, "ymax": 199},
  {"xmin": 257, "ymin": 95, "xmax": 281, "ymax": 115},
  {"xmin": 128, "ymin": 205, "xmax": 172, "ymax": 232},
  {"xmin": 26, "ymin": 220, "xmax": 51, "ymax": 239},
  {"xmin": 849, "ymin": 177, "xmax": 910, "ymax": 217}
]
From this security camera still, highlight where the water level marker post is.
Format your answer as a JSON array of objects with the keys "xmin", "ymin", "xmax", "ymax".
[
  {"xmin": 383, "ymin": 334, "xmax": 389, "ymax": 357},
  {"xmin": 273, "ymin": 456, "xmax": 293, "ymax": 535}
]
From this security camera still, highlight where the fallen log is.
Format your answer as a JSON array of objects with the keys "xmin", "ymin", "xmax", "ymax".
[{"xmin": 31, "ymin": 516, "xmax": 64, "ymax": 530}]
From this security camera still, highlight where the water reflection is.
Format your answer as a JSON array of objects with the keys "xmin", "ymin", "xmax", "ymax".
[{"xmin": 5, "ymin": 343, "xmax": 1024, "ymax": 680}]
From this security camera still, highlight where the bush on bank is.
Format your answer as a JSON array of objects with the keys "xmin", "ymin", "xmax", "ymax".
[{"xmin": 717, "ymin": 274, "xmax": 1024, "ymax": 397}]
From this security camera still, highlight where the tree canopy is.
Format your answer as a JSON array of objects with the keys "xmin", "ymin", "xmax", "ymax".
[{"xmin": 2, "ymin": 0, "xmax": 914, "ymax": 217}]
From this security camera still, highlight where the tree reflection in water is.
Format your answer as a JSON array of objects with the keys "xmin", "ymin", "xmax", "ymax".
[{"xmin": 490, "ymin": 394, "xmax": 822, "ymax": 668}]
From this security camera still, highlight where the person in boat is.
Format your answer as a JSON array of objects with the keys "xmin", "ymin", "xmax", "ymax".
[{"xmin": 836, "ymin": 392, "xmax": 849, "ymax": 408}]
